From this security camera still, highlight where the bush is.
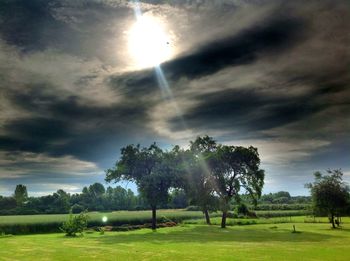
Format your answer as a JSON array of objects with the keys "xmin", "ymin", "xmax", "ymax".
[
  {"xmin": 236, "ymin": 203, "xmax": 249, "ymax": 216},
  {"xmin": 60, "ymin": 211, "xmax": 89, "ymax": 236}
]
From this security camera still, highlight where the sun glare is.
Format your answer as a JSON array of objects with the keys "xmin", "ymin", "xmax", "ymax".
[{"xmin": 128, "ymin": 15, "xmax": 172, "ymax": 69}]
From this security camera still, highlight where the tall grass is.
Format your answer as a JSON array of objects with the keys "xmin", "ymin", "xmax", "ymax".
[{"xmin": 0, "ymin": 210, "xmax": 212, "ymax": 235}]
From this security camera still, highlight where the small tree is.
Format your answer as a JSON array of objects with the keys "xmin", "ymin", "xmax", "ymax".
[
  {"xmin": 306, "ymin": 169, "xmax": 349, "ymax": 228},
  {"xmin": 60, "ymin": 210, "xmax": 89, "ymax": 236}
]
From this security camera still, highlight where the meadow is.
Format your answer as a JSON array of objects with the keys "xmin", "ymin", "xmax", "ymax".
[
  {"xmin": 0, "ymin": 209, "xmax": 312, "ymax": 235},
  {"xmin": 0, "ymin": 209, "xmax": 218, "ymax": 234},
  {"xmin": 1, "ymin": 222, "xmax": 350, "ymax": 260}
]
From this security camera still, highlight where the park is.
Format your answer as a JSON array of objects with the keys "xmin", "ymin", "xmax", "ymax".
[
  {"xmin": 0, "ymin": 0, "xmax": 349, "ymax": 260},
  {"xmin": 1, "ymin": 136, "xmax": 350, "ymax": 260}
]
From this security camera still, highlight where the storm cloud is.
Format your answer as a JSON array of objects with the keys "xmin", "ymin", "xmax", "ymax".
[{"xmin": 0, "ymin": 0, "xmax": 349, "ymax": 195}]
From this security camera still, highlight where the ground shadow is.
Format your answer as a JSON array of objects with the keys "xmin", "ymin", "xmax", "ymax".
[{"xmin": 95, "ymin": 225, "xmax": 339, "ymax": 245}]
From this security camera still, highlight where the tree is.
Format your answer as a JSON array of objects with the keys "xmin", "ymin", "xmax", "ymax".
[
  {"xmin": 306, "ymin": 169, "xmax": 350, "ymax": 228},
  {"xmin": 106, "ymin": 143, "xmax": 178, "ymax": 230},
  {"xmin": 14, "ymin": 184, "xmax": 28, "ymax": 206},
  {"xmin": 60, "ymin": 210, "xmax": 89, "ymax": 236},
  {"xmin": 88, "ymin": 183, "xmax": 105, "ymax": 198},
  {"xmin": 211, "ymin": 145, "xmax": 264, "ymax": 228},
  {"xmin": 181, "ymin": 136, "xmax": 219, "ymax": 225},
  {"xmin": 168, "ymin": 189, "xmax": 188, "ymax": 209},
  {"xmin": 52, "ymin": 189, "xmax": 70, "ymax": 213}
]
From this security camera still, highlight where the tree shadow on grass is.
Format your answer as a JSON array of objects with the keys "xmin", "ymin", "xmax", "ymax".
[{"xmin": 95, "ymin": 225, "xmax": 338, "ymax": 245}]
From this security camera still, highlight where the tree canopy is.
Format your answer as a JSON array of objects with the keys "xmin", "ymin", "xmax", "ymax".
[
  {"xmin": 306, "ymin": 169, "xmax": 350, "ymax": 228},
  {"xmin": 211, "ymin": 145, "xmax": 265, "ymax": 228},
  {"xmin": 106, "ymin": 137, "xmax": 265, "ymax": 229},
  {"xmin": 106, "ymin": 143, "xmax": 180, "ymax": 230}
]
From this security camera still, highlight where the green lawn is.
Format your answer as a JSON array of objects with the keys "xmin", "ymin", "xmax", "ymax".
[{"xmin": 1, "ymin": 223, "xmax": 350, "ymax": 260}]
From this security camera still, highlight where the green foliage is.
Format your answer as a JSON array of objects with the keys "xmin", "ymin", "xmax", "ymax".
[
  {"xmin": 181, "ymin": 136, "xmax": 220, "ymax": 223},
  {"xmin": 106, "ymin": 143, "xmax": 182, "ymax": 230},
  {"xmin": 210, "ymin": 144, "xmax": 265, "ymax": 227},
  {"xmin": 60, "ymin": 211, "xmax": 89, "ymax": 236},
  {"xmin": 256, "ymin": 210, "xmax": 310, "ymax": 218},
  {"xmin": 306, "ymin": 169, "xmax": 350, "ymax": 228},
  {"xmin": 14, "ymin": 184, "xmax": 28, "ymax": 206},
  {"xmin": 253, "ymin": 203, "xmax": 310, "ymax": 211},
  {"xmin": 236, "ymin": 203, "xmax": 249, "ymax": 216},
  {"xmin": 71, "ymin": 204, "xmax": 85, "ymax": 214}
]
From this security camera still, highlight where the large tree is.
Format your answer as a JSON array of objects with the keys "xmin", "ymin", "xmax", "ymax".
[
  {"xmin": 306, "ymin": 169, "xmax": 350, "ymax": 228},
  {"xmin": 105, "ymin": 143, "xmax": 178, "ymax": 230},
  {"xmin": 211, "ymin": 145, "xmax": 264, "ymax": 228},
  {"xmin": 181, "ymin": 136, "xmax": 219, "ymax": 225}
]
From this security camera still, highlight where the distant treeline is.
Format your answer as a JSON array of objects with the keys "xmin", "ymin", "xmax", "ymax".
[{"xmin": 0, "ymin": 183, "xmax": 310, "ymax": 215}]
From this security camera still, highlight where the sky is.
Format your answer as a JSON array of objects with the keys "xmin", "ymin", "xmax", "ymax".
[{"xmin": 0, "ymin": 0, "xmax": 349, "ymax": 196}]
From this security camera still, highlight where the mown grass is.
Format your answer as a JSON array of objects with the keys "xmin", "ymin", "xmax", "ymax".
[{"xmin": 1, "ymin": 223, "xmax": 350, "ymax": 260}]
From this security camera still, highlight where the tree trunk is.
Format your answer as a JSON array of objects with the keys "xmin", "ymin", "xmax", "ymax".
[
  {"xmin": 331, "ymin": 214, "xmax": 336, "ymax": 229},
  {"xmin": 204, "ymin": 209, "xmax": 211, "ymax": 225},
  {"xmin": 151, "ymin": 205, "xmax": 157, "ymax": 231},
  {"xmin": 221, "ymin": 211, "xmax": 227, "ymax": 228}
]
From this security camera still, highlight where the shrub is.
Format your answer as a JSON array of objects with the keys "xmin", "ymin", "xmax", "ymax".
[
  {"xmin": 236, "ymin": 203, "xmax": 249, "ymax": 216},
  {"xmin": 60, "ymin": 211, "xmax": 89, "ymax": 236}
]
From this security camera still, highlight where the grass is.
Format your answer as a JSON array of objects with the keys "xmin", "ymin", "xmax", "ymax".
[
  {"xmin": 0, "ymin": 210, "xmax": 309, "ymax": 226},
  {"xmin": 0, "ymin": 209, "xmax": 342, "ymax": 234},
  {"xmin": 1, "ymin": 223, "xmax": 350, "ymax": 260},
  {"xmin": 184, "ymin": 216, "xmax": 350, "ymax": 226},
  {"xmin": 0, "ymin": 210, "xmax": 206, "ymax": 225},
  {"xmin": 0, "ymin": 209, "xmax": 222, "ymax": 234}
]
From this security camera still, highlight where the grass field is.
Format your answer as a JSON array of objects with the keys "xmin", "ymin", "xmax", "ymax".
[
  {"xmin": 0, "ymin": 210, "xmax": 308, "ymax": 226},
  {"xmin": 1, "ymin": 223, "xmax": 350, "ymax": 260},
  {"xmin": 0, "ymin": 209, "xmax": 219, "ymax": 234},
  {"xmin": 0, "ymin": 210, "xmax": 208, "ymax": 226},
  {"xmin": 0, "ymin": 209, "xmax": 330, "ymax": 235}
]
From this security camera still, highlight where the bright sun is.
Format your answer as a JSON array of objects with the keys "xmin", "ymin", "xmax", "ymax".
[{"xmin": 128, "ymin": 15, "xmax": 172, "ymax": 69}]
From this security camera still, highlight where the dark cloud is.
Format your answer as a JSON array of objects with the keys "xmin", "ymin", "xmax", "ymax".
[
  {"xmin": 0, "ymin": 0, "xmax": 73, "ymax": 52},
  {"xmin": 162, "ymin": 15, "xmax": 304, "ymax": 80},
  {"xmin": 0, "ymin": 0, "xmax": 131, "ymax": 61},
  {"xmin": 168, "ymin": 67, "xmax": 349, "ymax": 134},
  {"xmin": 167, "ymin": 88, "xmax": 321, "ymax": 133},
  {"xmin": 1, "ymin": 83, "xmax": 153, "ymax": 164},
  {"xmin": 0, "ymin": 0, "xmax": 349, "ymax": 195},
  {"xmin": 110, "ymin": 14, "xmax": 305, "ymax": 93},
  {"xmin": 0, "ymin": 117, "xmax": 68, "ymax": 150}
]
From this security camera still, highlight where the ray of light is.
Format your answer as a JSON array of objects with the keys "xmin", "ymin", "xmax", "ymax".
[
  {"xmin": 130, "ymin": 1, "xmax": 215, "ymax": 189},
  {"xmin": 131, "ymin": 0, "xmax": 187, "ymax": 130}
]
